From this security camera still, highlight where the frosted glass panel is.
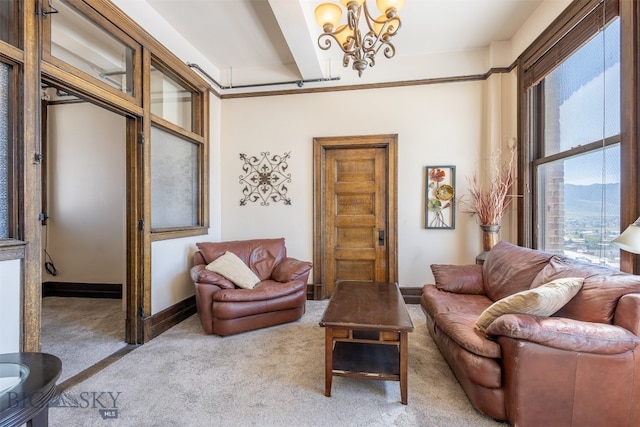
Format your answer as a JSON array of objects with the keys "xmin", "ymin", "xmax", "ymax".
[
  {"xmin": 544, "ymin": 18, "xmax": 620, "ymax": 155},
  {"xmin": 0, "ymin": 63, "xmax": 8, "ymax": 239},
  {"xmin": 150, "ymin": 127, "xmax": 198, "ymax": 229},
  {"xmin": 50, "ymin": 0, "xmax": 133, "ymax": 94}
]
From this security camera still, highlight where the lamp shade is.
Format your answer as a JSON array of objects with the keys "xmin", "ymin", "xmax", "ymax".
[
  {"xmin": 373, "ymin": 16, "xmax": 386, "ymax": 36},
  {"xmin": 612, "ymin": 218, "xmax": 640, "ymax": 254},
  {"xmin": 335, "ymin": 24, "xmax": 353, "ymax": 48},
  {"xmin": 377, "ymin": 0, "xmax": 405, "ymax": 14},
  {"xmin": 315, "ymin": 3, "xmax": 342, "ymax": 31}
]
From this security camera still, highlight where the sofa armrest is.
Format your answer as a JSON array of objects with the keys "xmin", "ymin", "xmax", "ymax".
[
  {"xmin": 615, "ymin": 293, "xmax": 640, "ymax": 336},
  {"xmin": 271, "ymin": 257, "xmax": 312, "ymax": 282},
  {"xmin": 498, "ymin": 335, "xmax": 640, "ymax": 427},
  {"xmin": 430, "ymin": 264, "xmax": 485, "ymax": 295},
  {"xmin": 486, "ymin": 313, "xmax": 640, "ymax": 355},
  {"xmin": 190, "ymin": 264, "xmax": 235, "ymax": 289}
]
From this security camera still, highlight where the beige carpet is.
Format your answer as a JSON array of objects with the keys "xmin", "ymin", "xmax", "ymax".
[
  {"xmin": 41, "ymin": 297, "xmax": 127, "ymax": 383},
  {"xmin": 46, "ymin": 300, "xmax": 506, "ymax": 427}
]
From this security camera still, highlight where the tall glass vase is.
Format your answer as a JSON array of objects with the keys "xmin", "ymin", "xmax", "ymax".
[{"xmin": 476, "ymin": 224, "xmax": 501, "ymax": 265}]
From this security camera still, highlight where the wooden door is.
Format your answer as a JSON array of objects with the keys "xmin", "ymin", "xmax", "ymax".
[{"xmin": 313, "ymin": 135, "xmax": 397, "ymax": 298}]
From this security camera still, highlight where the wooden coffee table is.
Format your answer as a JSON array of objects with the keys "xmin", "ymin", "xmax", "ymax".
[{"xmin": 319, "ymin": 281, "xmax": 414, "ymax": 404}]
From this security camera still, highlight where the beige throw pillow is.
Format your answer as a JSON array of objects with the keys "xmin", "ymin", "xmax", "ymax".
[
  {"xmin": 205, "ymin": 251, "xmax": 260, "ymax": 289},
  {"xmin": 475, "ymin": 277, "xmax": 584, "ymax": 333}
]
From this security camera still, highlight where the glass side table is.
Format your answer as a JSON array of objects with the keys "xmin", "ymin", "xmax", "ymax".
[
  {"xmin": 0, "ymin": 363, "xmax": 29, "ymax": 396},
  {"xmin": 0, "ymin": 353, "xmax": 62, "ymax": 427}
]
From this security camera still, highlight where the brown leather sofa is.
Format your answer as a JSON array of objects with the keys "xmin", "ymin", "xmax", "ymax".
[
  {"xmin": 191, "ymin": 238, "xmax": 312, "ymax": 336},
  {"xmin": 421, "ymin": 241, "xmax": 640, "ymax": 426}
]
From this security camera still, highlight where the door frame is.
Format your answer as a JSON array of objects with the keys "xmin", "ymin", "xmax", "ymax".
[
  {"xmin": 312, "ymin": 134, "xmax": 398, "ymax": 299},
  {"xmin": 38, "ymin": 79, "xmax": 145, "ymax": 346}
]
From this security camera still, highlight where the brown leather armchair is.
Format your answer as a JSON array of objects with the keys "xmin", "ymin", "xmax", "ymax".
[{"xmin": 191, "ymin": 238, "xmax": 312, "ymax": 336}]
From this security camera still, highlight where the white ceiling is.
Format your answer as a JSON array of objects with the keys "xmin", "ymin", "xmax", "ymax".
[{"xmin": 142, "ymin": 0, "xmax": 545, "ymax": 91}]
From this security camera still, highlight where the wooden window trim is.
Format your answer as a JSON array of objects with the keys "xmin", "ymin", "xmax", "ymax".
[
  {"xmin": 151, "ymin": 116, "xmax": 205, "ymax": 145},
  {"xmin": 41, "ymin": 0, "xmax": 143, "ymax": 105},
  {"xmin": 150, "ymin": 227, "xmax": 208, "ymax": 242},
  {"xmin": 0, "ymin": 240, "xmax": 26, "ymax": 261},
  {"xmin": 517, "ymin": 0, "xmax": 640, "ymax": 273},
  {"xmin": 0, "ymin": 42, "xmax": 24, "ymax": 63},
  {"xmin": 148, "ymin": 55, "xmax": 209, "ymax": 240}
]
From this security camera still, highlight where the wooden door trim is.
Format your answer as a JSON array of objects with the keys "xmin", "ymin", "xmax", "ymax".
[{"xmin": 313, "ymin": 134, "xmax": 398, "ymax": 298}]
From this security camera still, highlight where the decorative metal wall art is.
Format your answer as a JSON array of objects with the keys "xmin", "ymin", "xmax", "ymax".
[
  {"xmin": 239, "ymin": 151, "xmax": 292, "ymax": 206},
  {"xmin": 425, "ymin": 165, "xmax": 456, "ymax": 229}
]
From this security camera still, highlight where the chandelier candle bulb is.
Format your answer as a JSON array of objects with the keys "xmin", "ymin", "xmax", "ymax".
[
  {"xmin": 377, "ymin": 0, "xmax": 405, "ymax": 16},
  {"xmin": 341, "ymin": 0, "xmax": 365, "ymax": 8}
]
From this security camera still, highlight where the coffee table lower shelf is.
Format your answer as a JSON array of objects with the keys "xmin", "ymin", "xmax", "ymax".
[{"xmin": 332, "ymin": 341, "xmax": 400, "ymax": 381}]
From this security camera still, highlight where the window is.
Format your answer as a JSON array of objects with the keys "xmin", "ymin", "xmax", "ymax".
[
  {"xmin": 0, "ymin": 2, "xmax": 20, "ymax": 243},
  {"xmin": 0, "ymin": 62, "xmax": 10, "ymax": 239},
  {"xmin": 44, "ymin": 0, "xmax": 138, "ymax": 99},
  {"xmin": 521, "ymin": 1, "xmax": 621, "ymax": 268},
  {"xmin": 149, "ymin": 61, "xmax": 207, "ymax": 236},
  {"xmin": 151, "ymin": 66, "xmax": 193, "ymax": 131}
]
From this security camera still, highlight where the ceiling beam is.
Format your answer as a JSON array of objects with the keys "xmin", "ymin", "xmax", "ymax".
[{"xmin": 268, "ymin": 0, "xmax": 324, "ymax": 80}]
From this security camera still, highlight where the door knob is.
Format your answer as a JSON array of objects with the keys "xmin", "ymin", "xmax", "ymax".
[{"xmin": 378, "ymin": 230, "xmax": 385, "ymax": 246}]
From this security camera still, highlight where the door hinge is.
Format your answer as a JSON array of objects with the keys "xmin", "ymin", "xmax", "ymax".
[
  {"xmin": 138, "ymin": 306, "xmax": 144, "ymax": 318},
  {"xmin": 137, "ymin": 133, "xmax": 144, "ymax": 145},
  {"xmin": 137, "ymin": 219, "xmax": 144, "ymax": 231}
]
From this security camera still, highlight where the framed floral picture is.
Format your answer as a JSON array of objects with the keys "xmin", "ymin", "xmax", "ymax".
[{"xmin": 425, "ymin": 166, "xmax": 456, "ymax": 229}]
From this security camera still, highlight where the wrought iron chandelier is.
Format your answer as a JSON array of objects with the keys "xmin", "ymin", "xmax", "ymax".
[{"xmin": 314, "ymin": 0, "xmax": 405, "ymax": 77}]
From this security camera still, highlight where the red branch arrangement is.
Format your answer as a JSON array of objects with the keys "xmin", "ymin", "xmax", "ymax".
[{"xmin": 463, "ymin": 149, "xmax": 516, "ymax": 226}]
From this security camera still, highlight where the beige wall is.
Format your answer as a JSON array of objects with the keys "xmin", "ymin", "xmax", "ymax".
[
  {"xmin": 45, "ymin": 102, "xmax": 126, "ymax": 285},
  {"xmin": 220, "ymin": 78, "xmax": 518, "ymax": 287},
  {"xmin": 0, "ymin": 259, "xmax": 21, "ymax": 352}
]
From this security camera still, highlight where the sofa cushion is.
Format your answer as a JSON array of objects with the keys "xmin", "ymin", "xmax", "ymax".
[
  {"xmin": 421, "ymin": 285, "xmax": 493, "ymax": 320},
  {"xmin": 486, "ymin": 313, "xmax": 640, "ymax": 354},
  {"xmin": 431, "ymin": 264, "xmax": 486, "ymax": 295},
  {"xmin": 435, "ymin": 312, "xmax": 501, "ymax": 358},
  {"xmin": 206, "ymin": 251, "xmax": 261, "ymax": 289},
  {"xmin": 475, "ymin": 277, "xmax": 583, "ymax": 333},
  {"xmin": 482, "ymin": 241, "xmax": 553, "ymax": 302},
  {"xmin": 531, "ymin": 256, "xmax": 640, "ymax": 324}
]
